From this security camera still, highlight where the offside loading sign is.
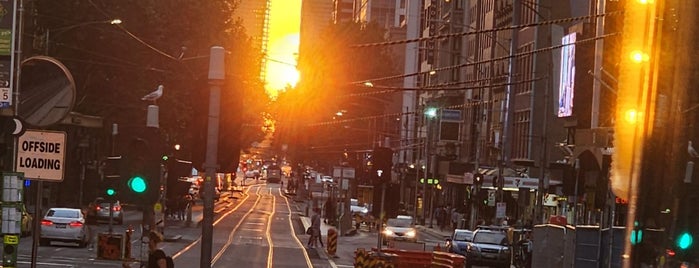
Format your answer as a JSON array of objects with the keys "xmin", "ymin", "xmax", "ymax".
[{"xmin": 16, "ymin": 130, "xmax": 66, "ymax": 181}]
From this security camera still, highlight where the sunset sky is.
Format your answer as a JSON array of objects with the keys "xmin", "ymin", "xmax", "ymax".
[{"xmin": 265, "ymin": 0, "xmax": 302, "ymax": 97}]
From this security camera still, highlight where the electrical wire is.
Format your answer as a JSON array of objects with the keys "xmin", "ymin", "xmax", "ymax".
[
  {"xmin": 87, "ymin": 0, "xmax": 180, "ymax": 61},
  {"xmin": 351, "ymin": 33, "xmax": 617, "ymax": 85},
  {"xmin": 349, "ymin": 11, "xmax": 622, "ymax": 48}
]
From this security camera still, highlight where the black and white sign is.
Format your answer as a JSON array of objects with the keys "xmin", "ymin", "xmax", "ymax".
[{"xmin": 15, "ymin": 130, "xmax": 66, "ymax": 181}]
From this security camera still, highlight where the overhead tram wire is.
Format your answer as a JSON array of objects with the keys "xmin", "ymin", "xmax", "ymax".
[
  {"xmin": 349, "ymin": 11, "xmax": 622, "ymax": 48},
  {"xmin": 350, "ymin": 33, "xmax": 617, "ymax": 85}
]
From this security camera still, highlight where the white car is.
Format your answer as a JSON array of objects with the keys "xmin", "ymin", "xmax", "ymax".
[
  {"xmin": 40, "ymin": 208, "xmax": 91, "ymax": 247},
  {"xmin": 382, "ymin": 217, "xmax": 417, "ymax": 244}
]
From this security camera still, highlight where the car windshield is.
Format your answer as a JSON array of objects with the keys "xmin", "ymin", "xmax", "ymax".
[
  {"xmin": 473, "ymin": 232, "xmax": 507, "ymax": 245},
  {"xmin": 47, "ymin": 209, "xmax": 79, "ymax": 218},
  {"xmin": 386, "ymin": 218, "xmax": 412, "ymax": 227},
  {"xmin": 454, "ymin": 231, "xmax": 473, "ymax": 241}
]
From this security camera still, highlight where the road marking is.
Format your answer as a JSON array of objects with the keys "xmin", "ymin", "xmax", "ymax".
[
  {"xmin": 211, "ymin": 186, "xmax": 266, "ymax": 264},
  {"xmin": 17, "ymin": 261, "xmax": 73, "ymax": 267},
  {"xmin": 279, "ymin": 187, "xmax": 314, "ymax": 268}
]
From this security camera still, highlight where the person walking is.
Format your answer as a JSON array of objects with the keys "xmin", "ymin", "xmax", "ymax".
[{"xmin": 307, "ymin": 208, "xmax": 323, "ymax": 248}]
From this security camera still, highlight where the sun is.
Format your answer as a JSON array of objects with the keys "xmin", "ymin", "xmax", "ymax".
[{"xmin": 265, "ymin": 33, "xmax": 299, "ymax": 97}]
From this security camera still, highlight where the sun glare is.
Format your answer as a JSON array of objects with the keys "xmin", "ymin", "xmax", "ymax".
[
  {"xmin": 265, "ymin": 0, "xmax": 301, "ymax": 99},
  {"xmin": 265, "ymin": 33, "xmax": 299, "ymax": 97}
]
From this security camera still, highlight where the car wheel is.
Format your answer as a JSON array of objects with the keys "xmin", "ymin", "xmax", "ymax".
[{"xmin": 40, "ymin": 238, "xmax": 50, "ymax": 246}]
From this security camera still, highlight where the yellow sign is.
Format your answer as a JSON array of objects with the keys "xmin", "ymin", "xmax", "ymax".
[
  {"xmin": 153, "ymin": 202, "xmax": 162, "ymax": 213},
  {"xmin": 4, "ymin": 234, "xmax": 18, "ymax": 245}
]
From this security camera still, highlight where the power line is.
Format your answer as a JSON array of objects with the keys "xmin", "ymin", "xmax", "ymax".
[
  {"xmin": 351, "ymin": 33, "xmax": 617, "ymax": 85},
  {"xmin": 350, "ymin": 11, "xmax": 621, "ymax": 48}
]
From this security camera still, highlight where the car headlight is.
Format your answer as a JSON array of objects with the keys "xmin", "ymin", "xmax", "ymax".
[
  {"xmin": 383, "ymin": 229, "xmax": 394, "ymax": 236},
  {"xmin": 405, "ymin": 230, "xmax": 416, "ymax": 238}
]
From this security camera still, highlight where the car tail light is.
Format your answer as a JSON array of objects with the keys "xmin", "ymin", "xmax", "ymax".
[
  {"xmin": 113, "ymin": 206, "xmax": 121, "ymax": 211},
  {"xmin": 69, "ymin": 221, "xmax": 83, "ymax": 227},
  {"xmin": 666, "ymin": 248, "xmax": 676, "ymax": 257},
  {"xmin": 96, "ymin": 206, "xmax": 102, "ymax": 211},
  {"xmin": 41, "ymin": 219, "xmax": 53, "ymax": 226}
]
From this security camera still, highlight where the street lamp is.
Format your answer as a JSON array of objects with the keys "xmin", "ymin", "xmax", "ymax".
[
  {"xmin": 43, "ymin": 19, "xmax": 122, "ymax": 54},
  {"xmin": 422, "ymin": 106, "xmax": 438, "ymax": 226}
]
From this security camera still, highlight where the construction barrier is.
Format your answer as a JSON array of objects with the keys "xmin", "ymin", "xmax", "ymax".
[
  {"xmin": 431, "ymin": 251, "xmax": 465, "ymax": 268},
  {"xmin": 373, "ymin": 248, "xmax": 431, "ymax": 268},
  {"xmin": 327, "ymin": 228, "xmax": 337, "ymax": 257},
  {"xmin": 354, "ymin": 248, "xmax": 396, "ymax": 268},
  {"xmin": 97, "ymin": 233, "xmax": 124, "ymax": 260}
]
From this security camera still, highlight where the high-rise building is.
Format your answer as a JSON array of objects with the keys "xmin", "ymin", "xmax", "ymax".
[{"xmin": 234, "ymin": 0, "xmax": 271, "ymax": 81}]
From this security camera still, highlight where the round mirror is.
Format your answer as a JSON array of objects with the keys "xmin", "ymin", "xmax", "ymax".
[{"xmin": 17, "ymin": 56, "xmax": 76, "ymax": 127}]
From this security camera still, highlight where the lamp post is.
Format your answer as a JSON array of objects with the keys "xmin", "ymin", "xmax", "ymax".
[{"xmin": 422, "ymin": 107, "xmax": 438, "ymax": 226}]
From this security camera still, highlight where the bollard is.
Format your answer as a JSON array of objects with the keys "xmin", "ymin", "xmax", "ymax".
[
  {"xmin": 327, "ymin": 228, "xmax": 338, "ymax": 257},
  {"xmin": 124, "ymin": 225, "xmax": 133, "ymax": 260}
]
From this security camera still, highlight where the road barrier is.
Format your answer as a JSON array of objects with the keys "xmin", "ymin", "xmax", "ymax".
[
  {"xmin": 354, "ymin": 248, "xmax": 396, "ymax": 268},
  {"xmin": 431, "ymin": 251, "xmax": 465, "ymax": 267},
  {"xmin": 327, "ymin": 228, "xmax": 337, "ymax": 257},
  {"xmin": 374, "ymin": 248, "xmax": 432, "ymax": 268}
]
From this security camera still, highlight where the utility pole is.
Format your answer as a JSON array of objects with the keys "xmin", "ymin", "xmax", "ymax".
[{"xmin": 201, "ymin": 46, "xmax": 225, "ymax": 268}]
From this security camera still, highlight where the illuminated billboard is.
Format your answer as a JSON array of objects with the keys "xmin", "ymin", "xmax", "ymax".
[{"xmin": 557, "ymin": 33, "xmax": 576, "ymax": 118}]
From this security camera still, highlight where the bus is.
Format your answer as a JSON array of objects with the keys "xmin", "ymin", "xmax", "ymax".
[{"xmin": 266, "ymin": 165, "xmax": 282, "ymax": 183}]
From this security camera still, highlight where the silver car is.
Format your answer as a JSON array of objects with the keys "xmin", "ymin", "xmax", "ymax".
[{"xmin": 40, "ymin": 208, "xmax": 91, "ymax": 247}]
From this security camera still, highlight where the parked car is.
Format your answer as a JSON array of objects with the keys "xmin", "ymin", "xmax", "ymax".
[
  {"xmin": 86, "ymin": 198, "xmax": 123, "ymax": 224},
  {"xmin": 445, "ymin": 229, "xmax": 474, "ymax": 256},
  {"xmin": 465, "ymin": 228, "xmax": 511, "ymax": 268},
  {"xmin": 40, "ymin": 208, "xmax": 91, "ymax": 247},
  {"xmin": 382, "ymin": 217, "xmax": 417, "ymax": 245}
]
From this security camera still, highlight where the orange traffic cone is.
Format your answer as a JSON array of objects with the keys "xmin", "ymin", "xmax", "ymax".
[{"xmin": 435, "ymin": 242, "xmax": 442, "ymax": 252}]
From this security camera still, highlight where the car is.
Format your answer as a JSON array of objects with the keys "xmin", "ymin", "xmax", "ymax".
[
  {"xmin": 465, "ymin": 228, "xmax": 511, "ymax": 268},
  {"xmin": 321, "ymin": 176, "xmax": 333, "ymax": 183},
  {"xmin": 19, "ymin": 204, "xmax": 33, "ymax": 237},
  {"xmin": 445, "ymin": 229, "xmax": 474, "ymax": 256},
  {"xmin": 382, "ymin": 217, "xmax": 417, "ymax": 245},
  {"xmin": 40, "ymin": 208, "xmax": 91, "ymax": 247},
  {"xmin": 86, "ymin": 198, "xmax": 124, "ymax": 224}
]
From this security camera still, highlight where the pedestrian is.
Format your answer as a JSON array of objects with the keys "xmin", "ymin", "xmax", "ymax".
[
  {"xmin": 451, "ymin": 208, "xmax": 459, "ymax": 230},
  {"xmin": 134, "ymin": 230, "xmax": 167, "ymax": 268},
  {"xmin": 307, "ymin": 208, "xmax": 323, "ymax": 248}
]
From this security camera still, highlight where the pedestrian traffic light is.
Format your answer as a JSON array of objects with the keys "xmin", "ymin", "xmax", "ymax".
[
  {"xmin": 372, "ymin": 147, "xmax": 393, "ymax": 184},
  {"xmin": 2, "ymin": 234, "xmax": 17, "ymax": 267},
  {"xmin": 474, "ymin": 173, "xmax": 483, "ymax": 186}
]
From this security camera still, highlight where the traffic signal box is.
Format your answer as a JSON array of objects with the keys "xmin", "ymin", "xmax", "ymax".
[
  {"xmin": 372, "ymin": 147, "xmax": 393, "ymax": 184},
  {"xmin": 124, "ymin": 135, "xmax": 161, "ymax": 205},
  {"xmin": 106, "ymin": 127, "xmax": 164, "ymax": 206}
]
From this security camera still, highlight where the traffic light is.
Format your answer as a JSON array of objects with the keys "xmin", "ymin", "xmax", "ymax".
[
  {"xmin": 677, "ymin": 232, "xmax": 693, "ymax": 250},
  {"xmin": 122, "ymin": 129, "xmax": 163, "ymax": 205},
  {"xmin": 474, "ymin": 173, "xmax": 483, "ymax": 187},
  {"xmin": 372, "ymin": 147, "xmax": 393, "ymax": 184},
  {"xmin": 102, "ymin": 156, "xmax": 122, "ymax": 202}
]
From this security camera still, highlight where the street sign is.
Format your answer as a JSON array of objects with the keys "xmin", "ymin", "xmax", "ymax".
[
  {"xmin": 487, "ymin": 190, "xmax": 496, "ymax": 206},
  {"xmin": 496, "ymin": 202, "xmax": 506, "ymax": 218},
  {"xmin": 333, "ymin": 167, "xmax": 355, "ymax": 179},
  {"xmin": 15, "ymin": 130, "xmax": 66, "ymax": 181}
]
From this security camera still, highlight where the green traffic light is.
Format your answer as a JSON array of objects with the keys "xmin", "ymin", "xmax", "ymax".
[
  {"xmin": 162, "ymin": 155, "xmax": 169, "ymax": 161},
  {"xmin": 128, "ymin": 176, "xmax": 147, "ymax": 193},
  {"xmin": 678, "ymin": 232, "xmax": 693, "ymax": 250},
  {"xmin": 106, "ymin": 188, "xmax": 116, "ymax": 196}
]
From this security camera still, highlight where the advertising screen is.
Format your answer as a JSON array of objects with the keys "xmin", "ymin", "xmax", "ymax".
[{"xmin": 557, "ymin": 33, "xmax": 576, "ymax": 118}]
